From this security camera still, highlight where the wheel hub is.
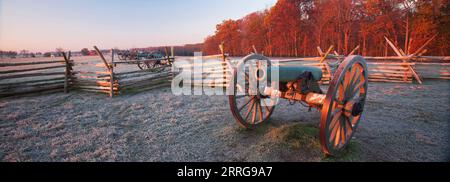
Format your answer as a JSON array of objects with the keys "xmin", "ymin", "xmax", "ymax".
[
  {"xmin": 351, "ymin": 101, "xmax": 364, "ymax": 116},
  {"xmin": 343, "ymin": 99, "xmax": 364, "ymax": 117}
]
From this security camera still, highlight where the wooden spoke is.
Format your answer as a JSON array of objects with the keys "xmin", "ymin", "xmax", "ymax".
[
  {"xmin": 340, "ymin": 124, "xmax": 346, "ymax": 146},
  {"xmin": 329, "ymin": 112, "xmax": 341, "ymax": 141},
  {"xmin": 346, "ymin": 66, "xmax": 361, "ymax": 98},
  {"xmin": 251, "ymin": 101, "xmax": 257, "ymax": 124},
  {"xmin": 343, "ymin": 66, "xmax": 352, "ymax": 89},
  {"xmin": 346, "ymin": 77, "xmax": 359, "ymax": 99},
  {"xmin": 351, "ymin": 69, "xmax": 363, "ymax": 88},
  {"xmin": 334, "ymin": 124, "xmax": 341, "ymax": 147},
  {"xmin": 349, "ymin": 66, "xmax": 363, "ymax": 88},
  {"xmin": 338, "ymin": 82, "xmax": 345, "ymax": 102},
  {"xmin": 351, "ymin": 77, "xmax": 365, "ymax": 98},
  {"xmin": 262, "ymin": 99, "xmax": 272, "ymax": 117},
  {"xmin": 347, "ymin": 65, "xmax": 359, "ymax": 87},
  {"xmin": 244, "ymin": 100, "xmax": 255, "ymax": 122},
  {"xmin": 238, "ymin": 96, "xmax": 254, "ymax": 112},
  {"xmin": 344, "ymin": 65, "xmax": 364, "ymax": 99},
  {"xmin": 330, "ymin": 121, "xmax": 339, "ymax": 143},
  {"xmin": 257, "ymin": 101, "xmax": 263, "ymax": 123},
  {"xmin": 320, "ymin": 55, "xmax": 368, "ymax": 156},
  {"xmin": 351, "ymin": 66, "xmax": 362, "ymax": 85}
]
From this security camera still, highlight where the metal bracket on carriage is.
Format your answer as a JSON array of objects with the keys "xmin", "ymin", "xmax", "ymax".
[{"xmin": 263, "ymin": 86, "xmax": 326, "ymax": 108}]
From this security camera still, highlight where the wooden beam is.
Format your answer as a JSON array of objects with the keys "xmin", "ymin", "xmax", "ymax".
[
  {"xmin": 0, "ymin": 60, "xmax": 66, "ymax": 67},
  {"xmin": 411, "ymin": 34, "xmax": 437, "ymax": 56},
  {"xmin": 0, "ymin": 85, "xmax": 64, "ymax": 98},
  {"xmin": 319, "ymin": 45, "xmax": 334, "ymax": 63},
  {"xmin": 333, "ymin": 51, "xmax": 340, "ymax": 56},
  {"xmin": 0, "ymin": 77, "xmax": 66, "ymax": 87},
  {"xmin": 0, "ymin": 65, "xmax": 66, "ymax": 75},
  {"xmin": 384, "ymin": 36, "xmax": 423, "ymax": 84},
  {"xmin": 252, "ymin": 45, "xmax": 258, "ymax": 54},
  {"xmin": 347, "ymin": 45, "xmax": 360, "ymax": 56},
  {"xmin": 0, "ymin": 72, "xmax": 67, "ymax": 80},
  {"xmin": 0, "ymin": 80, "xmax": 65, "ymax": 90},
  {"xmin": 317, "ymin": 46, "xmax": 324, "ymax": 57},
  {"xmin": 384, "ymin": 37, "xmax": 404, "ymax": 57},
  {"xmin": 408, "ymin": 66, "xmax": 422, "ymax": 84},
  {"xmin": 93, "ymin": 46, "xmax": 111, "ymax": 71}
]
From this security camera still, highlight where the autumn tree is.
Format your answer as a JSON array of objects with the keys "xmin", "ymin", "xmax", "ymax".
[
  {"xmin": 202, "ymin": 0, "xmax": 448, "ymax": 57},
  {"xmin": 240, "ymin": 11, "xmax": 268, "ymax": 54},
  {"xmin": 81, "ymin": 48, "xmax": 90, "ymax": 56}
]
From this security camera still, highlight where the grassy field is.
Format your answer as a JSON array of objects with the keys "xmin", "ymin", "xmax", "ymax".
[{"xmin": 0, "ymin": 79, "xmax": 448, "ymax": 161}]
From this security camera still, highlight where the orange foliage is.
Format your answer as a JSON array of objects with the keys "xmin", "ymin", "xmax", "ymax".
[{"xmin": 203, "ymin": 0, "xmax": 449, "ymax": 56}]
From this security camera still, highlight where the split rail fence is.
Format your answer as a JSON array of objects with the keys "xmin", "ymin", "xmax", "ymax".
[
  {"xmin": 0, "ymin": 53, "xmax": 74, "ymax": 97},
  {"xmin": 71, "ymin": 46, "xmax": 175, "ymax": 97},
  {"xmin": 113, "ymin": 48, "xmax": 174, "ymax": 94},
  {"xmin": 1, "ymin": 46, "xmax": 449, "ymax": 98}
]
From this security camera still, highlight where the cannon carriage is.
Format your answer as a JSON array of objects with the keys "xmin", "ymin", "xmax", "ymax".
[
  {"xmin": 117, "ymin": 50, "xmax": 169, "ymax": 71},
  {"xmin": 228, "ymin": 54, "xmax": 368, "ymax": 155}
]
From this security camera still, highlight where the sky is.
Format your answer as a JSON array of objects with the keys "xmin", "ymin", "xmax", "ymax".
[{"xmin": 0, "ymin": 0, "xmax": 276, "ymax": 52}]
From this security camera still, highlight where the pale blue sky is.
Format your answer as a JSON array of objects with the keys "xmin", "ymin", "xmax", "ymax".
[{"xmin": 0, "ymin": 0, "xmax": 276, "ymax": 52}]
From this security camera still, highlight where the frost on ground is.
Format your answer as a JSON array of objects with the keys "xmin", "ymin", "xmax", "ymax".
[{"xmin": 0, "ymin": 81, "xmax": 449, "ymax": 162}]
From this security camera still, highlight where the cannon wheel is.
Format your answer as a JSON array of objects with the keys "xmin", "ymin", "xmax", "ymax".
[
  {"xmin": 228, "ymin": 54, "xmax": 276, "ymax": 129},
  {"xmin": 137, "ymin": 55, "xmax": 166, "ymax": 72},
  {"xmin": 320, "ymin": 55, "xmax": 368, "ymax": 156},
  {"xmin": 137, "ymin": 61, "xmax": 151, "ymax": 70},
  {"xmin": 118, "ymin": 52, "xmax": 128, "ymax": 61}
]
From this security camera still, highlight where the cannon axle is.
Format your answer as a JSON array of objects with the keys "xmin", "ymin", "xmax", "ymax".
[{"xmin": 263, "ymin": 87, "xmax": 326, "ymax": 107}]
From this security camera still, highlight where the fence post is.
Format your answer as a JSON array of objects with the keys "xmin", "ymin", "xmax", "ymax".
[
  {"xmin": 94, "ymin": 46, "xmax": 114, "ymax": 97},
  {"xmin": 111, "ymin": 49, "xmax": 115, "ymax": 97},
  {"xmin": 219, "ymin": 43, "xmax": 227, "ymax": 87},
  {"xmin": 62, "ymin": 51, "xmax": 72, "ymax": 94},
  {"xmin": 170, "ymin": 46, "xmax": 175, "ymax": 80}
]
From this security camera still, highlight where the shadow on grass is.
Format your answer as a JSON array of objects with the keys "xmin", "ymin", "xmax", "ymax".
[
  {"xmin": 282, "ymin": 123, "xmax": 321, "ymax": 151},
  {"xmin": 234, "ymin": 121, "xmax": 361, "ymax": 161},
  {"xmin": 120, "ymin": 85, "xmax": 171, "ymax": 96},
  {"xmin": 283, "ymin": 123, "xmax": 361, "ymax": 161},
  {"xmin": 321, "ymin": 141, "xmax": 361, "ymax": 162}
]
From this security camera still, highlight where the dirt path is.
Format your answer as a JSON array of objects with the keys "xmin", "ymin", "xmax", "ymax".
[{"xmin": 0, "ymin": 81, "xmax": 449, "ymax": 161}]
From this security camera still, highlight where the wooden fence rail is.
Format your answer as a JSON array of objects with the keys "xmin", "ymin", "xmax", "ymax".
[
  {"xmin": 2, "ymin": 47, "xmax": 448, "ymax": 98},
  {"xmin": 0, "ymin": 53, "xmax": 74, "ymax": 98},
  {"xmin": 181, "ymin": 55, "xmax": 450, "ymax": 88},
  {"xmin": 69, "ymin": 46, "xmax": 176, "ymax": 97}
]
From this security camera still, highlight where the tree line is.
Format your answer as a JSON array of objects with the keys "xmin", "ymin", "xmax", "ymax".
[
  {"xmin": 0, "ymin": 48, "xmax": 68, "ymax": 58},
  {"xmin": 202, "ymin": 0, "xmax": 449, "ymax": 57},
  {"xmin": 131, "ymin": 43, "xmax": 203, "ymax": 56}
]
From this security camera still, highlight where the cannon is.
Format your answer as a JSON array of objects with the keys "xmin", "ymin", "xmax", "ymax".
[
  {"xmin": 117, "ymin": 50, "xmax": 167, "ymax": 71},
  {"xmin": 228, "ymin": 54, "xmax": 368, "ymax": 155}
]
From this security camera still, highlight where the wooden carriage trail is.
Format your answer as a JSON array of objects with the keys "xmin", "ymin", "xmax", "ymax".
[{"xmin": 0, "ymin": 43, "xmax": 449, "ymax": 98}]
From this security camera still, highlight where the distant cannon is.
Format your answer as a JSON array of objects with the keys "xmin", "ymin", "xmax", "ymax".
[{"xmin": 117, "ymin": 50, "xmax": 169, "ymax": 71}]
